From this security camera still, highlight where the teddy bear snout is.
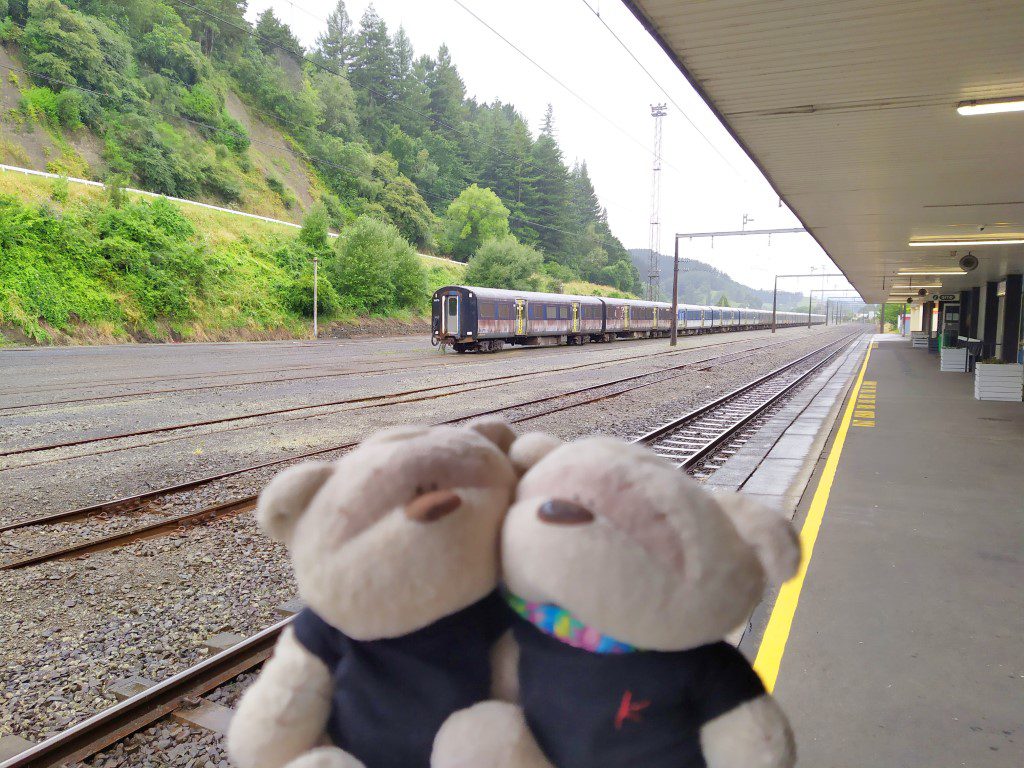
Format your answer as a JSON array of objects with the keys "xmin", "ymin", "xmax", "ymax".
[
  {"xmin": 404, "ymin": 489, "xmax": 462, "ymax": 523},
  {"xmin": 537, "ymin": 498, "xmax": 595, "ymax": 525}
]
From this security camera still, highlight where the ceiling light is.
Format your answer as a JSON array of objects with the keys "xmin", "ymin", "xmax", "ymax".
[
  {"xmin": 957, "ymin": 97, "xmax": 1024, "ymax": 116},
  {"xmin": 891, "ymin": 284, "xmax": 942, "ymax": 289},
  {"xmin": 908, "ymin": 237, "xmax": 1024, "ymax": 247},
  {"xmin": 896, "ymin": 270, "xmax": 967, "ymax": 275}
]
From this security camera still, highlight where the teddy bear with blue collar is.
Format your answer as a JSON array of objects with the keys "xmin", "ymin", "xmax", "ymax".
[
  {"xmin": 227, "ymin": 417, "xmax": 520, "ymax": 768},
  {"xmin": 433, "ymin": 433, "xmax": 799, "ymax": 768}
]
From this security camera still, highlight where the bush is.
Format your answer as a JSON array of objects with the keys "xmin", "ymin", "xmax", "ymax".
[
  {"xmin": 50, "ymin": 175, "xmax": 69, "ymax": 203},
  {"xmin": 329, "ymin": 216, "xmax": 426, "ymax": 314},
  {"xmin": 284, "ymin": 267, "xmax": 340, "ymax": 317},
  {"xmin": 137, "ymin": 24, "xmax": 207, "ymax": 85},
  {"xmin": 465, "ymin": 236, "xmax": 542, "ymax": 291}
]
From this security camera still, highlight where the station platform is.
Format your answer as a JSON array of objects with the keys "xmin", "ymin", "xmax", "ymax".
[{"xmin": 748, "ymin": 336, "xmax": 1023, "ymax": 766}]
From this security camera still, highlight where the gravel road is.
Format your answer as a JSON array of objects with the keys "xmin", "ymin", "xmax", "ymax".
[{"xmin": 0, "ymin": 326, "xmax": 858, "ymax": 761}]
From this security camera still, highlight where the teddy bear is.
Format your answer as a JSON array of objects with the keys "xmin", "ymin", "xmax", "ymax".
[
  {"xmin": 227, "ymin": 417, "xmax": 520, "ymax": 768},
  {"xmin": 432, "ymin": 433, "xmax": 799, "ymax": 768}
]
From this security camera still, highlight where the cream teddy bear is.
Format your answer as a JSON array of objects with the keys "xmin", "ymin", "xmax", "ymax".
[
  {"xmin": 227, "ymin": 418, "xmax": 519, "ymax": 768},
  {"xmin": 433, "ymin": 433, "xmax": 799, "ymax": 768}
]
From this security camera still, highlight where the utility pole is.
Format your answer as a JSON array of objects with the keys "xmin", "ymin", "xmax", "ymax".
[
  {"xmin": 312, "ymin": 256, "xmax": 319, "ymax": 340},
  {"xmin": 670, "ymin": 235, "xmax": 680, "ymax": 345},
  {"xmin": 647, "ymin": 104, "xmax": 667, "ymax": 301}
]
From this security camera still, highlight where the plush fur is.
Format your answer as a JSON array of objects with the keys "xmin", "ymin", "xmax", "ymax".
[
  {"xmin": 433, "ymin": 434, "xmax": 799, "ymax": 768},
  {"xmin": 228, "ymin": 418, "xmax": 519, "ymax": 768}
]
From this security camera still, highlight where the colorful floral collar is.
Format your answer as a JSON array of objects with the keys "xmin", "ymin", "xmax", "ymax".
[{"xmin": 504, "ymin": 591, "xmax": 638, "ymax": 654}]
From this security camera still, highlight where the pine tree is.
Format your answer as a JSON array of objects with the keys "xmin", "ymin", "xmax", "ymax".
[
  {"xmin": 524, "ymin": 105, "xmax": 571, "ymax": 260},
  {"xmin": 314, "ymin": 1, "xmax": 354, "ymax": 72},
  {"xmin": 254, "ymin": 8, "xmax": 301, "ymax": 56},
  {"xmin": 349, "ymin": 5, "xmax": 399, "ymax": 147},
  {"xmin": 425, "ymin": 45, "xmax": 466, "ymax": 128}
]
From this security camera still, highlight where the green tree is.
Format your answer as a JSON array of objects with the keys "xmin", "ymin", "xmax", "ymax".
[
  {"xmin": 465, "ymin": 236, "xmax": 542, "ymax": 291},
  {"xmin": 330, "ymin": 216, "xmax": 425, "ymax": 313},
  {"xmin": 716, "ymin": 295, "xmax": 731, "ymax": 307},
  {"xmin": 442, "ymin": 184, "xmax": 511, "ymax": 261},
  {"xmin": 254, "ymin": 8, "xmax": 301, "ymax": 55},
  {"xmin": 314, "ymin": 1, "xmax": 354, "ymax": 71},
  {"xmin": 523, "ymin": 105, "xmax": 570, "ymax": 259}
]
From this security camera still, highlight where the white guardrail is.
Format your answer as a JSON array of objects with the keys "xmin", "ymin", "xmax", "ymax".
[
  {"xmin": 0, "ymin": 163, "xmax": 473, "ymax": 266},
  {"xmin": 0, "ymin": 162, "xmax": 331, "ymax": 234}
]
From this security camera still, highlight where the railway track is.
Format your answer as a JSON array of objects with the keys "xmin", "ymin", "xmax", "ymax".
[
  {"xmin": 634, "ymin": 331, "xmax": 860, "ymax": 468},
  {"xmin": 0, "ymin": 618, "xmax": 287, "ymax": 768},
  {"xmin": 0, "ymin": 332, "xmax": 805, "ymax": 461},
  {"xmin": 0, "ymin": 332, "xmax": 849, "ymax": 568},
  {"xmin": 0, "ymin": 331, "xmax": 866, "ymax": 768}
]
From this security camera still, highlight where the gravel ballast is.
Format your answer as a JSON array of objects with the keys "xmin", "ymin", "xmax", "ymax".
[{"xmin": 0, "ymin": 326, "xmax": 861, "ymax": 760}]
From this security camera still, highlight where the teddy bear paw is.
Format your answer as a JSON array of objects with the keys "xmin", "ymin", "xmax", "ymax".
[{"xmin": 283, "ymin": 747, "xmax": 367, "ymax": 768}]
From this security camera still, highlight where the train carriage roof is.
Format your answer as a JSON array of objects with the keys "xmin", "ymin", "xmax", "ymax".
[{"xmin": 433, "ymin": 286, "xmax": 604, "ymax": 306}]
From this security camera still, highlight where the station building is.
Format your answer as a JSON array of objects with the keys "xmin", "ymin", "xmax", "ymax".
[{"xmin": 623, "ymin": 2, "xmax": 1023, "ymax": 765}]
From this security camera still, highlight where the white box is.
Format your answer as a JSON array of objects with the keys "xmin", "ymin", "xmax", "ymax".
[{"xmin": 974, "ymin": 363, "xmax": 1024, "ymax": 401}]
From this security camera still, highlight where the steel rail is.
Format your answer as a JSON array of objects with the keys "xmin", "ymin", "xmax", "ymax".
[
  {"xmin": 0, "ymin": 331, "xmax": 788, "ymax": 459},
  {"xmin": 0, "ymin": 332, "xmax": 860, "ymax": 767},
  {"xmin": 1, "ymin": 331, "xmax": 820, "ymax": 533},
  {"xmin": 0, "ymin": 333, "xmax": 839, "ymax": 567},
  {"xmin": 0, "ymin": 619, "xmax": 289, "ymax": 768},
  {"xmin": 635, "ymin": 331, "xmax": 862, "ymax": 469}
]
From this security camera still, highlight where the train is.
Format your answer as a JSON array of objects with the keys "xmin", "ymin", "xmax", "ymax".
[{"xmin": 431, "ymin": 285, "xmax": 825, "ymax": 352}]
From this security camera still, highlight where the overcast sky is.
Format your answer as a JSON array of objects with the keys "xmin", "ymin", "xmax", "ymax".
[{"xmin": 248, "ymin": 0, "xmax": 856, "ymax": 296}]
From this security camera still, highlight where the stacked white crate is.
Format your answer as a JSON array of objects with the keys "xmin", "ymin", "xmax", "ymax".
[
  {"xmin": 940, "ymin": 346, "xmax": 968, "ymax": 372},
  {"xmin": 974, "ymin": 363, "xmax": 1024, "ymax": 401},
  {"xmin": 911, "ymin": 331, "xmax": 929, "ymax": 349}
]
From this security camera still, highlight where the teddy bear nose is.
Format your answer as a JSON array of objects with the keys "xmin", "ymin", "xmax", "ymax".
[
  {"xmin": 537, "ymin": 498, "xmax": 595, "ymax": 525},
  {"xmin": 404, "ymin": 489, "xmax": 462, "ymax": 523}
]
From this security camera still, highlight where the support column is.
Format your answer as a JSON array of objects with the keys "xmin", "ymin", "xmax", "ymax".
[
  {"xmin": 969, "ymin": 287, "xmax": 980, "ymax": 339},
  {"xmin": 999, "ymin": 274, "xmax": 1022, "ymax": 363},
  {"xmin": 983, "ymin": 281, "xmax": 999, "ymax": 358}
]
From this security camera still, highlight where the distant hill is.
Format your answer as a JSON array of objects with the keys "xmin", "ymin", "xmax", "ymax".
[{"xmin": 629, "ymin": 249, "xmax": 807, "ymax": 310}]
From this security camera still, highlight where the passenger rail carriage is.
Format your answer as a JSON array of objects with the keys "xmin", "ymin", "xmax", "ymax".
[{"xmin": 432, "ymin": 285, "xmax": 823, "ymax": 352}]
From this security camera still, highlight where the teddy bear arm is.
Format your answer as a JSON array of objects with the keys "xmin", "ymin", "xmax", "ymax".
[
  {"xmin": 227, "ymin": 627, "xmax": 336, "ymax": 768},
  {"xmin": 699, "ymin": 694, "xmax": 795, "ymax": 768},
  {"xmin": 432, "ymin": 701, "xmax": 553, "ymax": 768}
]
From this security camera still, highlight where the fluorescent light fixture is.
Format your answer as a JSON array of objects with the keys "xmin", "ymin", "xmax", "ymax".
[
  {"xmin": 957, "ymin": 97, "xmax": 1024, "ymax": 116},
  {"xmin": 896, "ymin": 269, "xmax": 967, "ymax": 275},
  {"xmin": 908, "ymin": 237, "xmax": 1024, "ymax": 247},
  {"xmin": 891, "ymin": 284, "xmax": 942, "ymax": 289}
]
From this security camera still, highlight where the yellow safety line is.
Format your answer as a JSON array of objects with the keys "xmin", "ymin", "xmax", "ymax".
[{"xmin": 752, "ymin": 342, "xmax": 874, "ymax": 693}]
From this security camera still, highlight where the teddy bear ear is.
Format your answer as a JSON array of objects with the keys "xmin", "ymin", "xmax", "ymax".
[
  {"xmin": 714, "ymin": 492, "xmax": 801, "ymax": 583},
  {"xmin": 466, "ymin": 416, "xmax": 517, "ymax": 453},
  {"xmin": 256, "ymin": 462, "xmax": 334, "ymax": 545},
  {"xmin": 509, "ymin": 432, "xmax": 563, "ymax": 476}
]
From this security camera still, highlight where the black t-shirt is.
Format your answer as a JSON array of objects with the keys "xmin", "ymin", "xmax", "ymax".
[
  {"xmin": 512, "ymin": 617, "xmax": 765, "ymax": 768},
  {"xmin": 292, "ymin": 591, "xmax": 511, "ymax": 768}
]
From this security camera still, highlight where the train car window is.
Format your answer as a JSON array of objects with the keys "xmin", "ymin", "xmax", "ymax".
[
  {"xmin": 498, "ymin": 303, "xmax": 511, "ymax": 320},
  {"xmin": 545, "ymin": 305, "xmax": 556, "ymax": 320},
  {"xmin": 479, "ymin": 301, "xmax": 495, "ymax": 319},
  {"xmin": 558, "ymin": 305, "xmax": 568, "ymax": 319}
]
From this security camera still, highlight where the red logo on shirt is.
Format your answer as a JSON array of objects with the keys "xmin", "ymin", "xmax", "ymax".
[{"xmin": 614, "ymin": 690, "xmax": 650, "ymax": 730}]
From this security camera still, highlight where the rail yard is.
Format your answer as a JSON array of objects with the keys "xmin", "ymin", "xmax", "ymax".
[{"xmin": 0, "ymin": 324, "xmax": 865, "ymax": 766}]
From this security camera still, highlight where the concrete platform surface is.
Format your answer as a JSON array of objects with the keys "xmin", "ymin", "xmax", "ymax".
[{"xmin": 768, "ymin": 337, "xmax": 1023, "ymax": 766}]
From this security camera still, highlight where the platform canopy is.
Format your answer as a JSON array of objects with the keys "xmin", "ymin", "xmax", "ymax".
[{"xmin": 623, "ymin": 1, "xmax": 1024, "ymax": 303}]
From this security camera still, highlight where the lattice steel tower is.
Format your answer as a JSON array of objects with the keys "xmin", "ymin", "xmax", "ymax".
[{"xmin": 647, "ymin": 104, "xmax": 668, "ymax": 300}]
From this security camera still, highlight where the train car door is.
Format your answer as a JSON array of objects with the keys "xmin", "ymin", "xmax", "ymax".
[
  {"xmin": 444, "ymin": 293, "xmax": 460, "ymax": 336},
  {"xmin": 515, "ymin": 299, "xmax": 526, "ymax": 335},
  {"xmin": 624, "ymin": 305, "xmax": 630, "ymax": 330},
  {"xmin": 571, "ymin": 302, "xmax": 580, "ymax": 333}
]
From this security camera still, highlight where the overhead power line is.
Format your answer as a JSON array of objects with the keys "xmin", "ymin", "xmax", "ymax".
[
  {"xmin": 575, "ymin": 0, "xmax": 748, "ymax": 181},
  {"xmin": 447, "ymin": 0, "xmax": 687, "ymax": 181}
]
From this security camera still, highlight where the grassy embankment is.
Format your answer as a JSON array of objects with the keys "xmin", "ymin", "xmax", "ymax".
[{"xmin": 0, "ymin": 172, "xmax": 629, "ymax": 346}]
